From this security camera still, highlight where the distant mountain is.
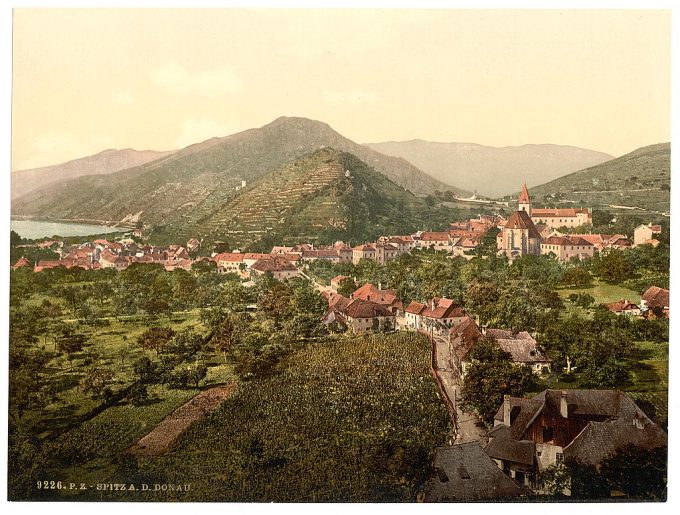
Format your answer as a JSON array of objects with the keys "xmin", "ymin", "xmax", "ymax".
[
  {"xmin": 149, "ymin": 147, "xmax": 456, "ymax": 249},
  {"xmin": 527, "ymin": 143, "xmax": 670, "ymax": 214},
  {"xmin": 12, "ymin": 117, "xmax": 467, "ymax": 232},
  {"xmin": 11, "ymin": 148, "xmax": 174, "ymax": 199},
  {"xmin": 365, "ymin": 140, "xmax": 613, "ymax": 198}
]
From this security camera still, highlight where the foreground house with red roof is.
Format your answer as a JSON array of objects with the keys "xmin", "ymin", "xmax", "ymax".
[
  {"xmin": 12, "ymin": 257, "xmax": 31, "ymax": 270},
  {"xmin": 485, "ymin": 389, "xmax": 667, "ymax": 491},
  {"xmin": 350, "ymin": 283, "xmax": 403, "ymax": 314},
  {"xmin": 404, "ymin": 297, "xmax": 467, "ymax": 334},
  {"xmin": 540, "ymin": 235, "xmax": 595, "ymax": 262}
]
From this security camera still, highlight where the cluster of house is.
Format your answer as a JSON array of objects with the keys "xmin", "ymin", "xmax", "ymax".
[
  {"xmin": 426, "ymin": 388, "xmax": 668, "ymax": 500},
  {"xmin": 496, "ymin": 184, "xmax": 659, "ymax": 261},
  {"xmin": 13, "ymin": 237, "xmax": 201, "ymax": 273},
  {"xmin": 603, "ymin": 285, "xmax": 670, "ymax": 318}
]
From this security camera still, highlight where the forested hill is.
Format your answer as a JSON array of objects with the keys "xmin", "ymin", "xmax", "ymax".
[
  {"xmin": 11, "ymin": 117, "xmax": 466, "ymax": 230},
  {"xmin": 151, "ymin": 147, "xmax": 460, "ymax": 249},
  {"xmin": 527, "ymin": 143, "xmax": 670, "ymax": 214}
]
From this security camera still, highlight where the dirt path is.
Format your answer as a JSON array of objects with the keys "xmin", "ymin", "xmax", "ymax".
[{"xmin": 128, "ymin": 383, "xmax": 236, "ymax": 456}]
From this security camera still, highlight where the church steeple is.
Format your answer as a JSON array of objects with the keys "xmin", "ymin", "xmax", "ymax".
[{"xmin": 518, "ymin": 182, "xmax": 531, "ymax": 215}]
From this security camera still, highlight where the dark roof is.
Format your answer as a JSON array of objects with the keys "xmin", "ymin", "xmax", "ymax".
[
  {"xmin": 449, "ymin": 317, "xmax": 483, "ymax": 361},
  {"xmin": 484, "ymin": 425, "xmax": 536, "ymax": 466},
  {"xmin": 424, "ymin": 442, "xmax": 529, "ymax": 502},
  {"xmin": 490, "ymin": 389, "xmax": 667, "ymax": 466},
  {"xmin": 504, "ymin": 210, "xmax": 541, "ymax": 239},
  {"xmin": 343, "ymin": 299, "xmax": 393, "ymax": 319},
  {"xmin": 251, "ymin": 257, "xmax": 297, "ymax": 272},
  {"xmin": 485, "ymin": 330, "xmax": 551, "ymax": 364},
  {"xmin": 563, "ymin": 395, "xmax": 667, "ymax": 465},
  {"xmin": 641, "ymin": 286, "xmax": 669, "ymax": 308}
]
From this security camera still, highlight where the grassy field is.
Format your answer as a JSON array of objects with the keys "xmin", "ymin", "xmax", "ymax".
[{"xmin": 557, "ymin": 279, "xmax": 641, "ymax": 305}]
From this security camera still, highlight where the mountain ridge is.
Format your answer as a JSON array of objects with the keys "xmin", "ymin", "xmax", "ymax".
[{"xmin": 365, "ymin": 140, "xmax": 614, "ymax": 197}]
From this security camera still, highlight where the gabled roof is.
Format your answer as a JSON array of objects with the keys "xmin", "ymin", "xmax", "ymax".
[
  {"xmin": 420, "ymin": 231, "xmax": 451, "ymax": 242},
  {"xmin": 405, "ymin": 301, "xmax": 426, "ymax": 315},
  {"xmin": 604, "ymin": 299, "xmax": 640, "ymax": 312},
  {"xmin": 484, "ymin": 425, "xmax": 536, "ymax": 466},
  {"xmin": 425, "ymin": 442, "xmax": 530, "ymax": 502},
  {"xmin": 531, "ymin": 208, "xmax": 590, "ymax": 217},
  {"xmin": 541, "ymin": 235, "xmax": 594, "ymax": 247},
  {"xmin": 641, "ymin": 286, "xmax": 669, "ymax": 308},
  {"xmin": 344, "ymin": 298, "xmax": 393, "ymax": 319},
  {"xmin": 214, "ymin": 252, "xmax": 245, "ymax": 263},
  {"xmin": 503, "ymin": 211, "xmax": 541, "ymax": 239},
  {"xmin": 449, "ymin": 317, "xmax": 483, "ymax": 361},
  {"xmin": 421, "ymin": 298, "xmax": 466, "ymax": 319},
  {"xmin": 351, "ymin": 283, "xmax": 399, "ymax": 306},
  {"xmin": 485, "ymin": 330, "xmax": 551, "ymax": 364}
]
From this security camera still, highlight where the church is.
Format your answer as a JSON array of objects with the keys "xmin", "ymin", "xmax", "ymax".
[{"xmin": 497, "ymin": 183, "xmax": 592, "ymax": 259}]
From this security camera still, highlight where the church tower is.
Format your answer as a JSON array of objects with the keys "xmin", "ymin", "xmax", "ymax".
[{"xmin": 518, "ymin": 182, "xmax": 532, "ymax": 216}]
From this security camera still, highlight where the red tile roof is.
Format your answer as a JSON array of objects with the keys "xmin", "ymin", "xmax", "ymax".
[
  {"xmin": 251, "ymin": 257, "xmax": 297, "ymax": 272},
  {"xmin": 604, "ymin": 299, "xmax": 640, "ymax": 313},
  {"xmin": 641, "ymin": 286, "xmax": 669, "ymax": 309},
  {"xmin": 504, "ymin": 211, "xmax": 541, "ymax": 239}
]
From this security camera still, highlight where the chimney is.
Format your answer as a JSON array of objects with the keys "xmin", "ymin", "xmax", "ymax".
[
  {"xmin": 378, "ymin": 282, "xmax": 382, "ymax": 290},
  {"xmin": 503, "ymin": 395, "xmax": 511, "ymax": 426},
  {"xmin": 431, "ymin": 299, "xmax": 436, "ymax": 311},
  {"xmin": 633, "ymin": 413, "xmax": 646, "ymax": 430},
  {"xmin": 560, "ymin": 390, "xmax": 568, "ymax": 418}
]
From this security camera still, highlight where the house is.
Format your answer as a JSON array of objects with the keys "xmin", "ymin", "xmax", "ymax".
[
  {"xmin": 214, "ymin": 252, "xmax": 246, "ymax": 276},
  {"xmin": 483, "ymin": 329, "xmax": 552, "ymax": 375},
  {"xmin": 517, "ymin": 182, "xmax": 591, "ymax": 228},
  {"xmin": 186, "ymin": 238, "xmax": 201, "ymax": 252},
  {"xmin": 419, "ymin": 232, "xmax": 452, "ymax": 252},
  {"xmin": 99, "ymin": 250, "xmax": 130, "ymax": 271},
  {"xmin": 496, "ymin": 210, "xmax": 542, "ymax": 258},
  {"xmin": 449, "ymin": 322, "xmax": 551, "ymax": 377},
  {"xmin": 603, "ymin": 299, "xmax": 641, "ymax": 316},
  {"xmin": 640, "ymin": 286, "xmax": 670, "ymax": 317},
  {"xmin": 12, "ymin": 257, "xmax": 31, "ymax": 270},
  {"xmin": 540, "ymin": 235, "xmax": 595, "ymax": 262},
  {"xmin": 299, "ymin": 249, "xmax": 340, "ymax": 263},
  {"xmin": 322, "ymin": 297, "xmax": 396, "ymax": 333},
  {"xmin": 634, "ymin": 223, "xmax": 662, "ymax": 247},
  {"xmin": 373, "ymin": 243, "xmax": 399, "ymax": 264},
  {"xmin": 570, "ymin": 233, "xmax": 633, "ymax": 252},
  {"xmin": 409, "ymin": 297, "xmax": 468, "ymax": 335},
  {"xmin": 132, "ymin": 228, "xmax": 143, "ymax": 238},
  {"xmin": 485, "ymin": 389, "xmax": 667, "ymax": 491},
  {"xmin": 34, "ymin": 260, "xmax": 64, "ymax": 272},
  {"xmin": 250, "ymin": 256, "xmax": 300, "ymax": 281},
  {"xmin": 424, "ymin": 442, "xmax": 530, "ymax": 502},
  {"xmin": 350, "ymin": 283, "xmax": 403, "ymax": 314},
  {"xmin": 352, "ymin": 244, "xmax": 376, "ymax": 264}
]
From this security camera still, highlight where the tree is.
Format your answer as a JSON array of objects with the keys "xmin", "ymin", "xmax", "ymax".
[
  {"xmin": 337, "ymin": 277, "xmax": 357, "ymax": 297},
  {"xmin": 137, "ymin": 327, "xmax": 175, "ymax": 355},
  {"xmin": 212, "ymin": 313, "xmax": 250, "ymax": 362},
  {"xmin": 460, "ymin": 337, "xmax": 536, "ymax": 425},
  {"xmin": 600, "ymin": 445, "xmax": 667, "ymax": 499},
  {"xmin": 592, "ymin": 249, "xmax": 635, "ymax": 284},
  {"xmin": 80, "ymin": 368, "xmax": 115, "ymax": 399},
  {"xmin": 562, "ymin": 267, "xmax": 592, "ymax": 288}
]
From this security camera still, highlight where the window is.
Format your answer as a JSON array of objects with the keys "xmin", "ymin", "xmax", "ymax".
[
  {"xmin": 537, "ymin": 451, "xmax": 542, "ymax": 457},
  {"xmin": 542, "ymin": 427, "xmax": 554, "ymax": 442},
  {"xmin": 556, "ymin": 453, "xmax": 564, "ymax": 463}
]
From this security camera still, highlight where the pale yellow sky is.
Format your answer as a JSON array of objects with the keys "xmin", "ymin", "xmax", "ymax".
[{"xmin": 12, "ymin": 9, "xmax": 670, "ymax": 170}]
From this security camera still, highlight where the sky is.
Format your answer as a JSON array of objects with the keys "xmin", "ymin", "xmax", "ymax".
[{"xmin": 11, "ymin": 8, "xmax": 671, "ymax": 170}]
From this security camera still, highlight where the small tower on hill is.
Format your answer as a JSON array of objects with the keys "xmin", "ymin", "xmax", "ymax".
[{"xmin": 518, "ymin": 182, "xmax": 532, "ymax": 216}]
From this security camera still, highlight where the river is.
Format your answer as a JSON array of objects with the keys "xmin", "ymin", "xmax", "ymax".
[{"xmin": 10, "ymin": 219, "xmax": 125, "ymax": 240}]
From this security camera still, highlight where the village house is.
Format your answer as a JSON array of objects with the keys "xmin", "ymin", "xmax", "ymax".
[
  {"xmin": 132, "ymin": 227, "xmax": 143, "ymax": 238},
  {"xmin": 603, "ymin": 299, "xmax": 641, "ymax": 316},
  {"xmin": 634, "ymin": 223, "xmax": 662, "ymax": 247},
  {"xmin": 33, "ymin": 260, "xmax": 63, "ymax": 272},
  {"xmin": 299, "ymin": 249, "xmax": 340, "ymax": 263},
  {"xmin": 424, "ymin": 442, "xmax": 530, "ymax": 502},
  {"xmin": 485, "ymin": 389, "xmax": 667, "ymax": 492},
  {"xmin": 99, "ymin": 250, "xmax": 130, "ymax": 271},
  {"xmin": 12, "ymin": 257, "xmax": 31, "ymax": 270},
  {"xmin": 186, "ymin": 238, "xmax": 201, "ymax": 252},
  {"xmin": 374, "ymin": 243, "xmax": 400, "ymax": 264},
  {"xmin": 448, "ymin": 321, "xmax": 551, "ymax": 377},
  {"xmin": 517, "ymin": 182, "xmax": 592, "ymax": 229},
  {"xmin": 569, "ymin": 233, "xmax": 633, "ymax": 252},
  {"xmin": 404, "ymin": 297, "xmax": 467, "ymax": 334},
  {"xmin": 352, "ymin": 244, "xmax": 376, "ymax": 264},
  {"xmin": 322, "ymin": 295, "xmax": 396, "ymax": 334},
  {"xmin": 540, "ymin": 235, "xmax": 595, "ymax": 262},
  {"xmin": 350, "ymin": 283, "xmax": 403, "ymax": 315},
  {"xmin": 640, "ymin": 286, "xmax": 670, "ymax": 318},
  {"xmin": 250, "ymin": 256, "xmax": 300, "ymax": 281},
  {"xmin": 419, "ymin": 232, "xmax": 452, "ymax": 252}
]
